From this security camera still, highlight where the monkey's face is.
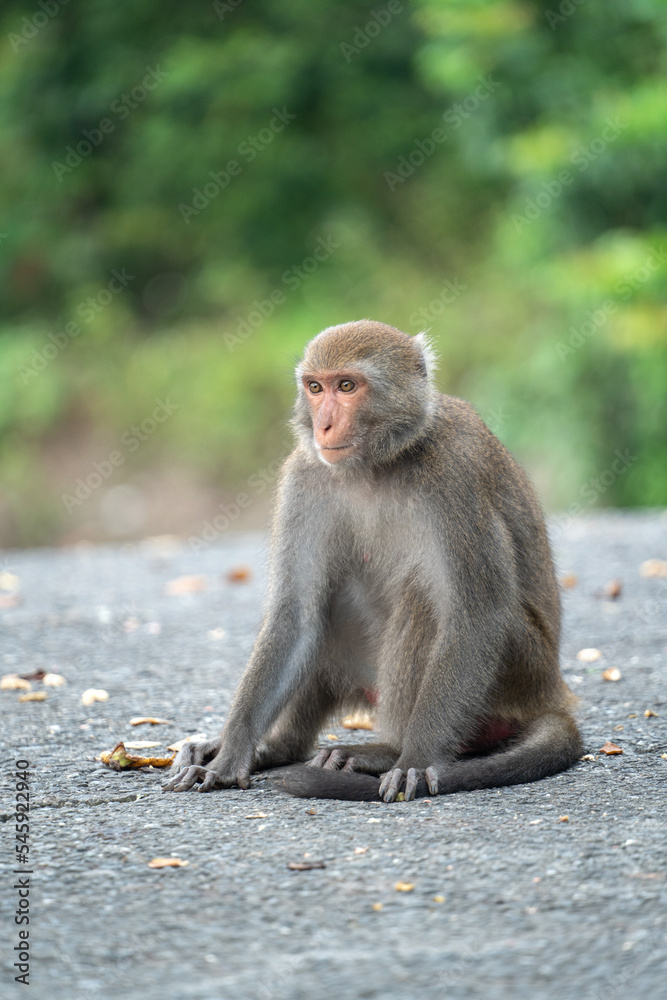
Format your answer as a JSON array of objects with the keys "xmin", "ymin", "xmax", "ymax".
[{"xmin": 300, "ymin": 371, "xmax": 368, "ymax": 464}]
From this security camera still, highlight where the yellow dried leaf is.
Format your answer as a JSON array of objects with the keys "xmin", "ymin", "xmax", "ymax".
[
  {"xmin": 576, "ymin": 648, "xmax": 601, "ymax": 662},
  {"xmin": 165, "ymin": 575, "xmax": 207, "ymax": 595},
  {"xmin": 661, "ymin": 754, "xmax": 667, "ymax": 760},
  {"xmin": 599, "ymin": 741, "xmax": 623, "ymax": 755},
  {"xmin": 559, "ymin": 815, "xmax": 569, "ymax": 823},
  {"xmin": 396, "ymin": 792, "xmax": 406, "ymax": 801},
  {"xmin": 559, "ymin": 572, "xmax": 578, "ymax": 589},
  {"xmin": 326, "ymin": 734, "xmax": 338, "ymax": 741},
  {"xmin": 1, "ymin": 674, "xmax": 31, "ymax": 691},
  {"xmin": 99, "ymin": 741, "xmax": 175, "ymax": 770},
  {"xmin": 395, "ymin": 882, "xmax": 415, "ymax": 892},
  {"xmin": 81, "ymin": 688, "xmax": 109, "ymax": 706},
  {"xmin": 245, "ymin": 813, "xmax": 267, "ymax": 819},
  {"xmin": 602, "ymin": 668, "xmax": 621, "ymax": 682},
  {"xmin": 148, "ymin": 857, "xmax": 189, "ymax": 869},
  {"xmin": 18, "ymin": 691, "xmax": 47, "ymax": 702},
  {"xmin": 43, "ymin": 672, "xmax": 66, "ymax": 686},
  {"xmin": 372, "ymin": 902, "xmax": 383, "ymax": 911},
  {"xmin": 644, "ymin": 709, "xmax": 658, "ymax": 718},
  {"xmin": 640, "ymin": 559, "xmax": 667, "ymax": 578},
  {"xmin": 433, "ymin": 895, "xmax": 445, "ymax": 903},
  {"xmin": 341, "ymin": 711, "xmax": 375, "ymax": 730},
  {"xmin": 128, "ymin": 716, "xmax": 173, "ymax": 726}
]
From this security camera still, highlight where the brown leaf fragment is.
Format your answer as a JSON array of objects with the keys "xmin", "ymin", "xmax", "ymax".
[
  {"xmin": 602, "ymin": 668, "xmax": 622, "ymax": 682},
  {"xmin": 287, "ymin": 860, "xmax": 325, "ymax": 870},
  {"xmin": 1, "ymin": 674, "xmax": 31, "ymax": 691},
  {"xmin": 225, "ymin": 566, "xmax": 252, "ymax": 583},
  {"xmin": 559, "ymin": 815, "xmax": 569, "ymax": 823},
  {"xmin": 148, "ymin": 857, "xmax": 189, "ymax": 869},
  {"xmin": 644, "ymin": 709, "xmax": 658, "ymax": 718},
  {"xmin": 640, "ymin": 559, "xmax": 667, "ymax": 578},
  {"xmin": 559, "ymin": 572, "xmax": 578, "ymax": 589},
  {"xmin": 18, "ymin": 691, "xmax": 47, "ymax": 702},
  {"xmin": 245, "ymin": 812, "xmax": 267, "ymax": 819},
  {"xmin": 372, "ymin": 902, "xmax": 383, "ymax": 911},
  {"xmin": 305, "ymin": 808, "xmax": 317, "ymax": 815},
  {"xmin": 129, "ymin": 716, "xmax": 173, "ymax": 726},
  {"xmin": 99, "ymin": 741, "xmax": 175, "ymax": 770},
  {"xmin": 596, "ymin": 579, "xmax": 623, "ymax": 600},
  {"xmin": 325, "ymin": 734, "xmax": 338, "ymax": 741},
  {"xmin": 599, "ymin": 741, "xmax": 623, "ymax": 755},
  {"xmin": 433, "ymin": 895, "xmax": 446, "ymax": 903},
  {"xmin": 341, "ymin": 711, "xmax": 375, "ymax": 730},
  {"xmin": 395, "ymin": 882, "xmax": 415, "ymax": 892},
  {"xmin": 19, "ymin": 669, "xmax": 46, "ymax": 681},
  {"xmin": 165, "ymin": 575, "xmax": 207, "ymax": 595}
]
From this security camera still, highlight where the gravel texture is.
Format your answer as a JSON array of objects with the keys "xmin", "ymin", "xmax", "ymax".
[{"xmin": 1, "ymin": 512, "xmax": 666, "ymax": 1000}]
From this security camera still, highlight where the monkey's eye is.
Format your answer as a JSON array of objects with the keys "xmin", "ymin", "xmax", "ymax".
[
  {"xmin": 308, "ymin": 381, "xmax": 323, "ymax": 394},
  {"xmin": 338, "ymin": 379, "xmax": 356, "ymax": 393}
]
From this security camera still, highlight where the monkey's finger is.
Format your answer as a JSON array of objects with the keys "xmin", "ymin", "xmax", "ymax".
[
  {"xmin": 307, "ymin": 748, "xmax": 332, "ymax": 768},
  {"xmin": 323, "ymin": 749, "xmax": 346, "ymax": 770},
  {"xmin": 162, "ymin": 768, "xmax": 189, "ymax": 791},
  {"xmin": 163, "ymin": 765, "xmax": 209, "ymax": 792},
  {"xmin": 425, "ymin": 766, "xmax": 439, "ymax": 796},
  {"xmin": 341, "ymin": 756, "xmax": 357, "ymax": 772},
  {"xmin": 404, "ymin": 768, "xmax": 419, "ymax": 801},
  {"xmin": 379, "ymin": 768, "xmax": 405, "ymax": 803}
]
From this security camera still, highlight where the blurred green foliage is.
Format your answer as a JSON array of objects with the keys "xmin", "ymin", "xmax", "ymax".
[{"xmin": 0, "ymin": 0, "xmax": 665, "ymax": 545}]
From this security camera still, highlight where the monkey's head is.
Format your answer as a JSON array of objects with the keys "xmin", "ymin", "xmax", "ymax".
[{"xmin": 293, "ymin": 320, "xmax": 437, "ymax": 468}]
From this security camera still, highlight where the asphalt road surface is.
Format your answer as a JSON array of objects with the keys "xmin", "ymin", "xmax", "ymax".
[{"xmin": 1, "ymin": 512, "xmax": 666, "ymax": 1000}]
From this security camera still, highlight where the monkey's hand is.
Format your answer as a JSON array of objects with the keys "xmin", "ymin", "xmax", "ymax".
[
  {"xmin": 379, "ymin": 766, "xmax": 439, "ymax": 803},
  {"xmin": 162, "ymin": 738, "xmax": 252, "ymax": 792}
]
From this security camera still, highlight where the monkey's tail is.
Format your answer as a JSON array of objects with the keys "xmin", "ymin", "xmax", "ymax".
[{"xmin": 266, "ymin": 713, "xmax": 582, "ymax": 801}]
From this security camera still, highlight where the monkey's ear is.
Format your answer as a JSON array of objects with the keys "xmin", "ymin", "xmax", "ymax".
[{"xmin": 414, "ymin": 332, "xmax": 438, "ymax": 382}]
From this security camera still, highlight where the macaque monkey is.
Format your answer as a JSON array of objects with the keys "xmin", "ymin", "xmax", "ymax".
[{"xmin": 164, "ymin": 320, "xmax": 581, "ymax": 802}]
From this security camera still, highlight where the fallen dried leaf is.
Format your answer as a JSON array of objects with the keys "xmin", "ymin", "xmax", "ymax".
[
  {"xmin": 129, "ymin": 716, "xmax": 173, "ymax": 726},
  {"xmin": 396, "ymin": 792, "xmax": 406, "ymax": 801},
  {"xmin": 559, "ymin": 816, "xmax": 569, "ymax": 823},
  {"xmin": 19, "ymin": 691, "xmax": 47, "ymax": 702},
  {"xmin": 577, "ymin": 648, "xmax": 601, "ymax": 662},
  {"xmin": 124, "ymin": 741, "xmax": 162, "ymax": 749},
  {"xmin": 559, "ymin": 572, "xmax": 578, "ymax": 589},
  {"xmin": 305, "ymin": 808, "xmax": 317, "ymax": 815},
  {"xmin": 372, "ymin": 902, "xmax": 383, "ymax": 911},
  {"xmin": 1, "ymin": 674, "xmax": 31, "ymax": 691},
  {"xmin": 341, "ymin": 711, "xmax": 375, "ymax": 730},
  {"xmin": 639, "ymin": 559, "xmax": 667, "ymax": 578},
  {"xmin": 433, "ymin": 895, "xmax": 445, "ymax": 903},
  {"xmin": 602, "ymin": 668, "xmax": 622, "ymax": 682},
  {"xmin": 226, "ymin": 566, "xmax": 252, "ymax": 583},
  {"xmin": 661, "ymin": 754, "xmax": 667, "ymax": 760},
  {"xmin": 596, "ymin": 579, "xmax": 623, "ymax": 600},
  {"xmin": 395, "ymin": 882, "xmax": 415, "ymax": 892},
  {"xmin": 326, "ymin": 734, "xmax": 338, "ymax": 741},
  {"xmin": 165, "ymin": 575, "xmax": 207, "ymax": 596},
  {"xmin": 0, "ymin": 571, "xmax": 20, "ymax": 591},
  {"xmin": 81, "ymin": 688, "xmax": 109, "ymax": 706},
  {"xmin": 148, "ymin": 857, "xmax": 189, "ymax": 869},
  {"xmin": 245, "ymin": 812, "xmax": 267, "ymax": 819},
  {"xmin": 528, "ymin": 819, "xmax": 543, "ymax": 825},
  {"xmin": 99, "ymin": 741, "xmax": 175, "ymax": 769},
  {"xmin": 287, "ymin": 860, "xmax": 325, "ymax": 870},
  {"xmin": 644, "ymin": 709, "xmax": 658, "ymax": 718},
  {"xmin": 354, "ymin": 847, "xmax": 368, "ymax": 854},
  {"xmin": 599, "ymin": 741, "xmax": 623, "ymax": 755},
  {"xmin": 167, "ymin": 734, "xmax": 207, "ymax": 752},
  {"xmin": 43, "ymin": 672, "xmax": 66, "ymax": 687},
  {"xmin": 614, "ymin": 725, "xmax": 624, "ymax": 731},
  {"xmin": 581, "ymin": 754, "xmax": 596, "ymax": 761},
  {"xmin": 19, "ymin": 669, "xmax": 46, "ymax": 681}
]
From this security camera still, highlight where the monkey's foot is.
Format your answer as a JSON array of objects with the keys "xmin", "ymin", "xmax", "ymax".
[
  {"xmin": 307, "ymin": 743, "xmax": 398, "ymax": 774},
  {"xmin": 378, "ymin": 766, "xmax": 439, "ymax": 802},
  {"xmin": 162, "ymin": 764, "xmax": 250, "ymax": 792}
]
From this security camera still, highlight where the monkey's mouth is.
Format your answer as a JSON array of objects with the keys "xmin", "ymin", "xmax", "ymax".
[{"xmin": 320, "ymin": 443, "xmax": 355, "ymax": 451}]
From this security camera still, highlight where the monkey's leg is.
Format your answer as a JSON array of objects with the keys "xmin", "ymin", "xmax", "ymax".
[
  {"xmin": 252, "ymin": 679, "xmax": 345, "ymax": 771},
  {"xmin": 307, "ymin": 743, "xmax": 399, "ymax": 774},
  {"xmin": 380, "ymin": 711, "xmax": 582, "ymax": 801}
]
